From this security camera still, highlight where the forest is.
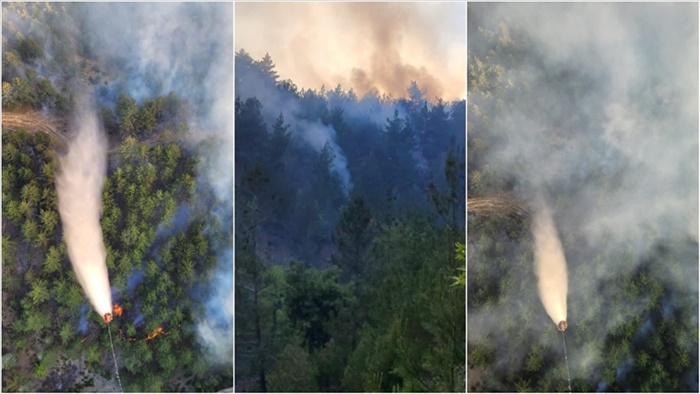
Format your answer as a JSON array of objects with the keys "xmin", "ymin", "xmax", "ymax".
[
  {"xmin": 234, "ymin": 50, "xmax": 466, "ymax": 392},
  {"xmin": 2, "ymin": 3, "xmax": 232, "ymax": 392},
  {"xmin": 467, "ymin": 4, "xmax": 698, "ymax": 392}
]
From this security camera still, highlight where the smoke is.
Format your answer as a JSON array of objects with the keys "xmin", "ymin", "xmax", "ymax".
[
  {"xmin": 469, "ymin": 1, "xmax": 698, "ymax": 285},
  {"xmin": 468, "ymin": 3, "xmax": 698, "ymax": 389},
  {"xmin": 56, "ymin": 96, "xmax": 111, "ymax": 318},
  {"xmin": 78, "ymin": 304, "xmax": 89, "ymax": 334},
  {"xmin": 470, "ymin": 3, "xmax": 697, "ymax": 251},
  {"xmin": 196, "ymin": 249, "xmax": 233, "ymax": 365},
  {"xmin": 234, "ymin": 59, "xmax": 354, "ymax": 191},
  {"xmin": 297, "ymin": 120, "xmax": 351, "ymax": 192},
  {"xmin": 126, "ymin": 268, "xmax": 145, "ymax": 294},
  {"xmin": 235, "ymin": 2, "xmax": 465, "ymax": 101},
  {"xmin": 531, "ymin": 200, "xmax": 567, "ymax": 325}
]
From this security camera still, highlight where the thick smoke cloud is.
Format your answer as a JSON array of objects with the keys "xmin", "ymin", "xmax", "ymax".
[
  {"xmin": 468, "ymin": 2, "xmax": 698, "ymax": 389},
  {"xmin": 470, "ymin": 3, "xmax": 697, "ymax": 249},
  {"xmin": 236, "ymin": 2, "xmax": 465, "ymax": 101},
  {"xmin": 56, "ymin": 96, "xmax": 111, "ymax": 318}
]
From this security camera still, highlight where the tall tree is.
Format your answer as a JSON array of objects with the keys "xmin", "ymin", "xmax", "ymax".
[{"xmin": 332, "ymin": 196, "xmax": 374, "ymax": 281}]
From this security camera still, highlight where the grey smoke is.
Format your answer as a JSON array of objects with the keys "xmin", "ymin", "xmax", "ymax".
[
  {"xmin": 468, "ymin": 2, "xmax": 698, "ymax": 389},
  {"xmin": 296, "ymin": 120, "xmax": 351, "ymax": 193},
  {"xmin": 235, "ymin": 62, "xmax": 354, "ymax": 192}
]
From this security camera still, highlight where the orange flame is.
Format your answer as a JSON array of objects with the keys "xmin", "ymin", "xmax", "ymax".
[
  {"xmin": 113, "ymin": 303, "xmax": 123, "ymax": 317},
  {"xmin": 145, "ymin": 327, "xmax": 165, "ymax": 341},
  {"xmin": 117, "ymin": 324, "xmax": 167, "ymax": 342}
]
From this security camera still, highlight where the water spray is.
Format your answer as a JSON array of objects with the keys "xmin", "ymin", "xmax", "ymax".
[
  {"xmin": 531, "ymin": 199, "xmax": 571, "ymax": 392},
  {"xmin": 56, "ymin": 97, "xmax": 112, "ymax": 317},
  {"xmin": 57, "ymin": 97, "xmax": 122, "ymax": 390}
]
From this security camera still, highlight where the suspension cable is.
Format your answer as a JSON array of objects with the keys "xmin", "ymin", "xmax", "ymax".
[
  {"xmin": 562, "ymin": 330, "xmax": 571, "ymax": 393},
  {"xmin": 108, "ymin": 323, "xmax": 123, "ymax": 392}
]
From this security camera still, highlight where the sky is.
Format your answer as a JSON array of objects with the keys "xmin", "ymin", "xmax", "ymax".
[{"xmin": 235, "ymin": 2, "xmax": 466, "ymax": 102}]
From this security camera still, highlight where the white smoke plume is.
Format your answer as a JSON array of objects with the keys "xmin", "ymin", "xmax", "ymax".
[
  {"xmin": 531, "ymin": 200, "xmax": 568, "ymax": 325},
  {"xmin": 56, "ymin": 97, "xmax": 111, "ymax": 318},
  {"xmin": 196, "ymin": 248, "xmax": 233, "ymax": 365},
  {"xmin": 297, "ymin": 120, "xmax": 352, "ymax": 193}
]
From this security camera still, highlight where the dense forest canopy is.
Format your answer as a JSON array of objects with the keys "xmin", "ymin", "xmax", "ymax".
[
  {"xmin": 467, "ymin": 3, "xmax": 698, "ymax": 392},
  {"xmin": 235, "ymin": 50, "xmax": 466, "ymax": 392},
  {"xmin": 2, "ymin": 3, "xmax": 232, "ymax": 391}
]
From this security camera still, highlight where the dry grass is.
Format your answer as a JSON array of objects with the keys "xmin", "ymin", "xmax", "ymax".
[
  {"xmin": 2, "ymin": 111, "xmax": 68, "ymax": 146},
  {"xmin": 467, "ymin": 194, "xmax": 529, "ymax": 217}
]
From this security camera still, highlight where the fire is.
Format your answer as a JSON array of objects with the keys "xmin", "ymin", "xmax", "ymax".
[
  {"xmin": 113, "ymin": 303, "xmax": 123, "ymax": 317},
  {"xmin": 145, "ymin": 327, "xmax": 165, "ymax": 341},
  {"xmin": 116, "ymin": 323, "xmax": 167, "ymax": 342}
]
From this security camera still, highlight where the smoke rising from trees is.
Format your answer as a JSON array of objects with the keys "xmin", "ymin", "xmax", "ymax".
[{"xmin": 56, "ymin": 97, "xmax": 111, "ymax": 318}]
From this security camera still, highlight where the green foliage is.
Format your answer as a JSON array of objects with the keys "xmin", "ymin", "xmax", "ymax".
[
  {"xmin": 333, "ymin": 196, "xmax": 374, "ymax": 281},
  {"xmin": 285, "ymin": 261, "xmax": 351, "ymax": 350},
  {"xmin": 33, "ymin": 363, "xmax": 46, "ymax": 378},
  {"xmin": 248, "ymin": 49, "xmax": 468, "ymax": 391},
  {"xmin": 25, "ymin": 309, "xmax": 51, "ymax": 333},
  {"xmin": 116, "ymin": 93, "xmax": 138, "ymax": 138},
  {"xmin": 16, "ymin": 37, "xmax": 43, "ymax": 62},
  {"xmin": 267, "ymin": 344, "xmax": 318, "ymax": 392},
  {"xmin": 452, "ymin": 242, "xmax": 466, "ymax": 287},
  {"xmin": 2, "ymin": 95, "xmax": 221, "ymax": 390},
  {"xmin": 29, "ymin": 279, "xmax": 50, "ymax": 304},
  {"xmin": 3, "ymin": 353, "xmax": 17, "ymax": 370}
]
